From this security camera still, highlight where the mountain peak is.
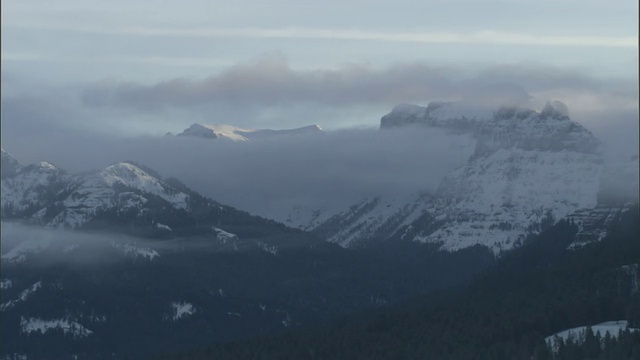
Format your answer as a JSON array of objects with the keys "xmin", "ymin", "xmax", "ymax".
[
  {"xmin": 540, "ymin": 100, "xmax": 570, "ymax": 119},
  {"xmin": 380, "ymin": 103, "xmax": 427, "ymax": 128},
  {"xmin": 176, "ymin": 123, "xmax": 324, "ymax": 141}
]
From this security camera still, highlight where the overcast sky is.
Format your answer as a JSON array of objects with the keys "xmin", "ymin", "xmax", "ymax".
[
  {"xmin": 1, "ymin": 0, "xmax": 638, "ymax": 140},
  {"xmin": 1, "ymin": 0, "xmax": 638, "ymax": 220}
]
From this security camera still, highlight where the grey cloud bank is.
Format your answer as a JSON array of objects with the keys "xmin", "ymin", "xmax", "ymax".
[
  {"xmin": 80, "ymin": 57, "xmax": 637, "ymax": 114},
  {"xmin": 2, "ymin": 57, "xmax": 637, "ymax": 219},
  {"xmin": 0, "ymin": 127, "xmax": 476, "ymax": 219}
]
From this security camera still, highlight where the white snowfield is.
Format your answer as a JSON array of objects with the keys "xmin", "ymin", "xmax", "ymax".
[
  {"xmin": 177, "ymin": 123, "xmax": 323, "ymax": 142},
  {"xmin": 100, "ymin": 163, "xmax": 189, "ymax": 210},
  {"xmin": 546, "ymin": 320, "xmax": 639, "ymax": 351},
  {"xmin": 20, "ymin": 317, "xmax": 93, "ymax": 338},
  {"xmin": 213, "ymin": 227, "xmax": 238, "ymax": 243},
  {"xmin": 171, "ymin": 302, "xmax": 196, "ymax": 320},
  {"xmin": 1, "ymin": 281, "xmax": 42, "ymax": 312},
  {"xmin": 111, "ymin": 242, "xmax": 160, "ymax": 260}
]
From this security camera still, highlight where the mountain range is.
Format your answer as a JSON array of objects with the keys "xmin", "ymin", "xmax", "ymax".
[
  {"xmin": 1, "ymin": 98, "xmax": 638, "ymax": 359},
  {"xmin": 171, "ymin": 123, "xmax": 324, "ymax": 141}
]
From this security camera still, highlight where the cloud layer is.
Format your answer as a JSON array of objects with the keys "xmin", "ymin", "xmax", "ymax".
[{"xmin": 77, "ymin": 54, "xmax": 637, "ymax": 116}]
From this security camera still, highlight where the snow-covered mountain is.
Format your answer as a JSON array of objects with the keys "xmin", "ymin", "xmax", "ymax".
[
  {"xmin": 0, "ymin": 152, "xmax": 291, "ymax": 239},
  {"xmin": 287, "ymin": 100, "xmax": 637, "ymax": 253},
  {"xmin": 175, "ymin": 123, "xmax": 324, "ymax": 141}
]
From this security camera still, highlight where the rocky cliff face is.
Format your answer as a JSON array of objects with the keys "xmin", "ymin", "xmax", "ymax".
[{"xmin": 304, "ymin": 100, "xmax": 633, "ymax": 253}]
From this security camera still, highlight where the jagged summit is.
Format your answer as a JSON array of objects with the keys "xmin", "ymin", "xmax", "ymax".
[
  {"xmin": 381, "ymin": 99, "xmax": 599, "ymax": 155},
  {"xmin": 380, "ymin": 104, "xmax": 426, "ymax": 128},
  {"xmin": 177, "ymin": 123, "xmax": 324, "ymax": 141},
  {"xmin": 292, "ymin": 100, "xmax": 607, "ymax": 252}
]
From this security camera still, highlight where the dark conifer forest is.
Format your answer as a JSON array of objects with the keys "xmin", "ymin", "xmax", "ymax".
[{"xmin": 153, "ymin": 207, "xmax": 640, "ymax": 360}]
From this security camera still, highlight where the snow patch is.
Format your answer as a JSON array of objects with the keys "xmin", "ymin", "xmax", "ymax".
[
  {"xmin": 1, "ymin": 279, "xmax": 12, "ymax": 290},
  {"xmin": 257, "ymin": 241, "xmax": 278, "ymax": 256},
  {"xmin": 171, "ymin": 302, "xmax": 196, "ymax": 320},
  {"xmin": 213, "ymin": 227, "xmax": 238, "ymax": 243},
  {"xmin": 156, "ymin": 222, "xmax": 172, "ymax": 231},
  {"xmin": 178, "ymin": 123, "xmax": 323, "ymax": 142},
  {"xmin": 1, "ymin": 281, "xmax": 42, "ymax": 312},
  {"xmin": 20, "ymin": 316, "xmax": 93, "ymax": 338}
]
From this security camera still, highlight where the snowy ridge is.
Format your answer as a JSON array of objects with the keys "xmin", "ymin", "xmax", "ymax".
[
  {"xmin": 3, "ymin": 160, "xmax": 191, "ymax": 230},
  {"xmin": 274, "ymin": 201, "xmax": 353, "ymax": 231},
  {"xmin": 314, "ymin": 194, "xmax": 434, "ymax": 248},
  {"xmin": 99, "ymin": 163, "xmax": 189, "ymax": 210},
  {"xmin": 1, "ymin": 160, "xmax": 66, "ymax": 214},
  {"xmin": 111, "ymin": 242, "xmax": 160, "ymax": 260},
  {"xmin": 1, "ymin": 282, "xmax": 43, "ymax": 312},
  {"xmin": 213, "ymin": 227, "xmax": 238, "ymax": 243},
  {"xmin": 177, "ymin": 123, "xmax": 323, "ymax": 141},
  {"xmin": 20, "ymin": 316, "xmax": 93, "ymax": 338}
]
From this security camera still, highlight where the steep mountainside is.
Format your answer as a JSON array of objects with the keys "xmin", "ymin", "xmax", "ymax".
[
  {"xmin": 0, "ymin": 152, "xmax": 292, "ymax": 239},
  {"xmin": 298, "ymin": 100, "xmax": 636, "ymax": 253}
]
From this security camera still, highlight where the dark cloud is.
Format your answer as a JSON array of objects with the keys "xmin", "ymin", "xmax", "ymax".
[
  {"xmin": 80, "ymin": 56, "xmax": 637, "ymax": 112},
  {"xmin": 1, "ymin": 126, "xmax": 476, "ymax": 220},
  {"xmin": 2, "ymin": 55, "xmax": 637, "ymax": 222},
  {"xmin": 79, "ymin": 54, "xmax": 462, "ymax": 111},
  {"xmin": 2, "ymin": 56, "xmax": 636, "ymax": 136}
]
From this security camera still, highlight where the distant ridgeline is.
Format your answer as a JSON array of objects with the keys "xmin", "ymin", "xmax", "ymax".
[
  {"xmin": 0, "ymin": 148, "xmax": 294, "ymax": 239},
  {"xmin": 1, "ymin": 148, "xmax": 494, "ymax": 360},
  {"xmin": 1, "ymin": 97, "xmax": 638, "ymax": 359}
]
